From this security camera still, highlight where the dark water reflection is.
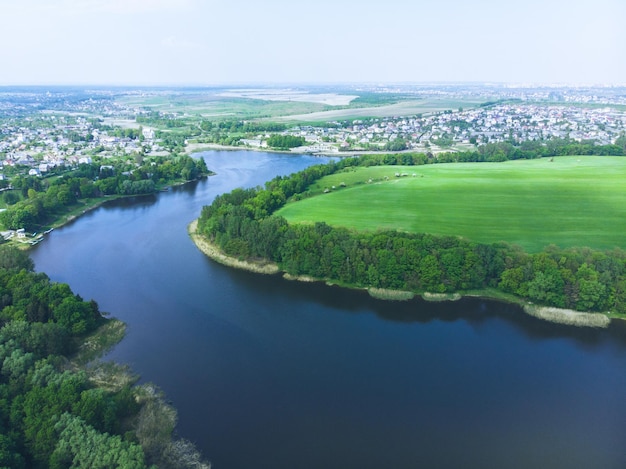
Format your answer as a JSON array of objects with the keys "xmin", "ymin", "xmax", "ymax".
[
  {"xmin": 223, "ymin": 262, "xmax": 626, "ymax": 348},
  {"xmin": 30, "ymin": 151, "xmax": 626, "ymax": 469}
]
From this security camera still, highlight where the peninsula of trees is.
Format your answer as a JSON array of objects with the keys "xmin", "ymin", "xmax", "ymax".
[{"xmin": 196, "ymin": 146, "xmax": 626, "ymax": 319}]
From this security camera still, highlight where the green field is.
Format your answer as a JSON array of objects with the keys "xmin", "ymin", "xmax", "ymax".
[
  {"xmin": 117, "ymin": 91, "xmax": 484, "ymax": 122},
  {"xmin": 117, "ymin": 94, "xmax": 329, "ymax": 119},
  {"xmin": 276, "ymin": 156, "xmax": 626, "ymax": 253},
  {"xmin": 278, "ymin": 97, "xmax": 484, "ymax": 122}
]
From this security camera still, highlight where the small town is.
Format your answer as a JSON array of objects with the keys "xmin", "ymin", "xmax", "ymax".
[
  {"xmin": 286, "ymin": 103, "xmax": 626, "ymax": 153},
  {"xmin": 1, "ymin": 86, "xmax": 625, "ymax": 184}
]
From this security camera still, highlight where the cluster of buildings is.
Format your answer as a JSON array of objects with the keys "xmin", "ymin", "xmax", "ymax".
[
  {"xmin": 283, "ymin": 104, "xmax": 626, "ymax": 153},
  {"xmin": 0, "ymin": 115, "xmax": 160, "ymax": 178},
  {"xmin": 1, "ymin": 86, "xmax": 625, "ymax": 182}
]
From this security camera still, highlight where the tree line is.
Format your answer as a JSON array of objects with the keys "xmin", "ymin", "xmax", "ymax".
[
  {"xmin": 266, "ymin": 135, "xmax": 305, "ymax": 150},
  {"xmin": 198, "ymin": 151, "xmax": 626, "ymax": 315},
  {"xmin": 1, "ymin": 155, "xmax": 209, "ymax": 231},
  {"xmin": 201, "ymin": 120, "xmax": 287, "ymax": 133}
]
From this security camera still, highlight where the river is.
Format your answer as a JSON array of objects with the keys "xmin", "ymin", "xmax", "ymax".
[{"xmin": 30, "ymin": 151, "xmax": 626, "ymax": 469}]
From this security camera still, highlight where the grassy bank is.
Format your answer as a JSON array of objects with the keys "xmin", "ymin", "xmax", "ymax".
[
  {"xmin": 422, "ymin": 292, "xmax": 463, "ymax": 302},
  {"xmin": 72, "ymin": 318, "xmax": 127, "ymax": 366},
  {"xmin": 523, "ymin": 304, "xmax": 611, "ymax": 328},
  {"xmin": 5, "ymin": 175, "xmax": 208, "ymax": 250},
  {"xmin": 3, "ymin": 196, "xmax": 126, "ymax": 250},
  {"xmin": 368, "ymin": 288, "xmax": 415, "ymax": 301}
]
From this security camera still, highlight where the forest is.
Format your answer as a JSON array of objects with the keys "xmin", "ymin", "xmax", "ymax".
[
  {"xmin": 1, "ymin": 155, "xmax": 209, "ymax": 231},
  {"xmin": 197, "ymin": 147, "xmax": 626, "ymax": 315}
]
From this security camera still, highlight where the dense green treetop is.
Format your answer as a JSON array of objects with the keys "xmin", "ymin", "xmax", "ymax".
[{"xmin": 266, "ymin": 134, "xmax": 305, "ymax": 150}]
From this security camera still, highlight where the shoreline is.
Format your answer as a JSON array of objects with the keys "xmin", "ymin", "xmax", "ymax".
[
  {"xmin": 185, "ymin": 142, "xmax": 386, "ymax": 158},
  {"xmin": 188, "ymin": 219, "xmax": 612, "ymax": 329},
  {"xmin": 185, "ymin": 142, "xmax": 462, "ymax": 158},
  {"xmin": 10, "ymin": 177, "xmax": 206, "ymax": 251},
  {"xmin": 188, "ymin": 220, "xmax": 280, "ymax": 274},
  {"xmin": 186, "ymin": 143, "xmax": 308, "ymax": 157},
  {"xmin": 8, "ymin": 198, "xmax": 112, "ymax": 250}
]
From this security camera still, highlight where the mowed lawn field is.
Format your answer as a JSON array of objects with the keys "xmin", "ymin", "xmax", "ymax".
[{"xmin": 276, "ymin": 156, "xmax": 626, "ymax": 253}]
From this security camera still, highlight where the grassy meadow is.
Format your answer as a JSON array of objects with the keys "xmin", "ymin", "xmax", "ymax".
[
  {"xmin": 276, "ymin": 156, "xmax": 626, "ymax": 253},
  {"xmin": 117, "ymin": 93, "xmax": 330, "ymax": 119},
  {"xmin": 278, "ymin": 97, "xmax": 484, "ymax": 122},
  {"xmin": 117, "ymin": 91, "xmax": 483, "ymax": 122}
]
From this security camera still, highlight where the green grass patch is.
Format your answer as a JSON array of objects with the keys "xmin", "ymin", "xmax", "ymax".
[
  {"xmin": 277, "ymin": 156, "xmax": 626, "ymax": 252},
  {"xmin": 72, "ymin": 318, "xmax": 127, "ymax": 366},
  {"xmin": 278, "ymin": 97, "xmax": 484, "ymax": 122},
  {"xmin": 368, "ymin": 288, "xmax": 415, "ymax": 301},
  {"xmin": 117, "ymin": 94, "xmax": 329, "ymax": 119}
]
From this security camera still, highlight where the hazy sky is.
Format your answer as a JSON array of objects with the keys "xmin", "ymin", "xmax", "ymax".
[{"xmin": 1, "ymin": 0, "xmax": 624, "ymax": 85}]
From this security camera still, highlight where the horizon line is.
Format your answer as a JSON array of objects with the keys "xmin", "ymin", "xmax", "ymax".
[{"xmin": 1, "ymin": 81, "xmax": 626, "ymax": 89}]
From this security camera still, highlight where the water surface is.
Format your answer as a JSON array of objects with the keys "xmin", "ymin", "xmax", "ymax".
[{"xmin": 30, "ymin": 151, "xmax": 626, "ymax": 469}]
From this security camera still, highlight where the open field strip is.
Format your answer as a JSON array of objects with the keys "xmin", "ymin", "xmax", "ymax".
[
  {"xmin": 276, "ymin": 156, "xmax": 626, "ymax": 253},
  {"xmin": 217, "ymin": 90, "xmax": 358, "ymax": 106},
  {"xmin": 277, "ymin": 97, "xmax": 484, "ymax": 121},
  {"xmin": 116, "ymin": 94, "xmax": 329, "ymax": 118}
]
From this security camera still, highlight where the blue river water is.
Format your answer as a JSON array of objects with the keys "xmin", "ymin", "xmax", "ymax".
[{"xmin": 30, "ymin": 151, "xmax": 626, "ymax": 469}]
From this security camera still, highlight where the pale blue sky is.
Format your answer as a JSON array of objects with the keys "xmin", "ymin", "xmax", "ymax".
[{"xmin": 0, "ymin": 0, "xmax": 624, "ymax": 85}]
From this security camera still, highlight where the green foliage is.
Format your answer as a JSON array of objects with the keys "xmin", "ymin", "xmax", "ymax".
[
  {"xmin": 108, "ymin": 128, "xmax": 141, "ymax": 140},
  {"xmin": 0, "ymin": 432, "xmax": 26, "ymax": 468},
  {"xmin": 0, "ymin": 246, "xmax": 151, "ymax": 467},
  {"xmin": 50, "ymin": 413, "xmax": 146, "ymax": 469},
  {"xmin": 0, "ymin": 245, "xmax": 33, "ymax": 271},
  {"xmin": 266, "ymin": 134, "xmax": 305, "ymax": 149},
  {"xmin": 198, "ymin": 154, "xmax": 626, "ymax": 315},
  {"xmin": 0, "ymin": 253, "xmax": 102, "ymax": 334},
  {"xmin": 0, "ymin": 156, "xmax": 209, "ymax": 230},
  {"xmin": 2, "ymin": 191, "xmax": 20, "ymax": 206},
  {"xmin": 384, "ymin": 139, "xmax": 408, "ymax": 151}
]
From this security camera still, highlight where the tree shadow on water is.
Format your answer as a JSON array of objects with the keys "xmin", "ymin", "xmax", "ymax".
[{"xmin": 212, "ymin": 262, "xmax": 626, "ymax": 349}]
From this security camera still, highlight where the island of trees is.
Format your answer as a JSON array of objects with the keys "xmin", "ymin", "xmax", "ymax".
[{"xmin": 196, "ymin": 146, "xmax": 626, "ymax": 320}]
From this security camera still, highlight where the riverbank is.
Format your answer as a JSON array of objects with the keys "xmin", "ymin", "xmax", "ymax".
[
  {"xmin": 6, "ymin": 175, "xmax": 209, "ymax": 251},
  {"xmin": 3, "ymin": 197, "xmax": 111, "ymax": 250},
  {"xmin": 523, "ymin": 304, "xmax": 611, "ymax": 328},
  {"xmin": 188, "ymin": 220, "xmax": 280, "ymax": 274},
  {"xmin": 184, "ymin": 141, "xmax": 461, "ymax": 158},
  {"xmin": 185, "ymin": 142, "xmax": 336, "ymax": 157},
  {"xmin": 188, "ymin": 220, "xmax": 612, "ymax": 328}
]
